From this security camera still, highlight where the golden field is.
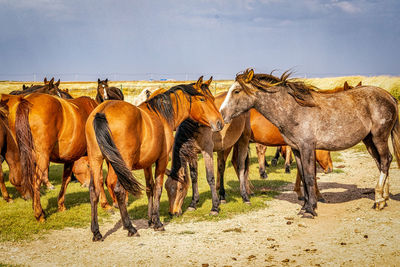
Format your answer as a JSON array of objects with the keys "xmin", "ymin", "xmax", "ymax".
[{"xmin": 0, "ymin": 75, "xmax": 399, "ymax": 101}]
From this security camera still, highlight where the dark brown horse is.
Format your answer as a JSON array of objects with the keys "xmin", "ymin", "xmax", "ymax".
[
  {"xmin": 86, "ymin": 77, "xmax": 224, "ymax": 241},
  {"xmin": 220, "ymin": 69, "xmax": 400, "ymax": 216},
  {"xmin": 165, "ymin": 90, "xmax": 252, "ymax": 216},
  {"xmin": 14, "ymin": 93, "xmax": 97, "ymax": 221},
  {"xmin": 96, "ymin": 79, "xmax": 124, "ymax": 103},
  {"xmin": 0, "ymin": 100, "xmax": 28, "ymax": 202}
]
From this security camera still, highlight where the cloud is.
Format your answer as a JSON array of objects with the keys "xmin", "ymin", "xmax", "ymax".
[{"xmin": 329, "ymin": 0, "xmax": 362, "ymax": 14}]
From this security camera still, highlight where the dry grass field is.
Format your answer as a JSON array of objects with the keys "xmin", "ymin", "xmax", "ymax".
[{"xmin": 1, "ymin": 75, "xmax": 399, "ymax": 100}]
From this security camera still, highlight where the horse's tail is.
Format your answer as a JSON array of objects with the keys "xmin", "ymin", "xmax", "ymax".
[
  {"xmin": 391, "ymin": 115, "xmax": 400, "ymax": 168},
  {"xmin": 15, "ymin": 99, "xmax": 35, "ymax": 196},
  {"xmin": 92, "ymin": 113, "xmax": 142, "ymax": 196}
]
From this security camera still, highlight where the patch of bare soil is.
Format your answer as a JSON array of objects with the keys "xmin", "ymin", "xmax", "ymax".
[{"xmin": 1, "ymin": 149, "xmax": 400, "ymax": 266}]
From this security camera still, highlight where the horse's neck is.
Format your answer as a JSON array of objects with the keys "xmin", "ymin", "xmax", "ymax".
[{"xmin": 253, "ymin": 90, "xmax": 297, "ymax": 133}]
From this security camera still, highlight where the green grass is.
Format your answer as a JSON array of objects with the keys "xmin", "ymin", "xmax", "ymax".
[{"xmin": 0, "ymin": 144, "xmax": 295, "ymax": 242}]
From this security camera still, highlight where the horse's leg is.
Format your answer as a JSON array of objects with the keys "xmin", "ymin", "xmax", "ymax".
[
  {"xmin": 293, "ymin": 167, "xmax": 303, "ymax": 200},
  {"xmin": 284, "ymin": 146, "xmax": 292, "ymax": 174},
  {"xmin": 57, "ymin": 162, "xmax": 73, "ymax": 212},
  {"xmin": 0, "ymin": 168, "xmax": 11, "ymax": 202},
  {"xmin": 41, "ymin": 167, "xmax": 54, "ymax": 190},
  {"xmin": 106, "ymin": 163, "xmax": 119, "ymax": 208},
  {"xmin": 371, "ymin": 135, "xmax": 392, "ymax": 210},
  {"xmin": 256, "ymin": 143, "xmax": 268, "ymax": 179},
  {"xmin": 217, "ymin": 150, "xmax": 227, "ymax": 203},
  {"xmin": 152, "ymin": 156, "xmax": 168, "ymax": 230},
  {"xmin": 235, "ymin": 134, "xmax": 251, "ymax": 203},
  {"xmin": 271, "ymin": 146, "xmax": 281, "ymax": 167},
  {"xmin": 293, "ymin": 147, "xmax": 317, "ymax": 216},
  {"xmin": 144, "ymin": 166, "xmax": 155, "ymax": 227},
  {"xmin": 114, "ymin": 180, "xmax": 139, "ymax": 237},
  {"xmin": 88, "ymin": 157, "xmax": 104, "ymax": 241},
  {"xmin": 202, "ymin": 147, "xmax": 220, "ymax": 215},
  {"xmin": 33, "ymin": 156, "xmax": 49, "ymax": 222},
  {"xmin": 188, "ymin": 159, "xmax": 199, "ymax": 210}
]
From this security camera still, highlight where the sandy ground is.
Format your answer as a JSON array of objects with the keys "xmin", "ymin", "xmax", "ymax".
[{"xmin": 1, "ymin": 149, "xmax": 400, "ymax": 266}]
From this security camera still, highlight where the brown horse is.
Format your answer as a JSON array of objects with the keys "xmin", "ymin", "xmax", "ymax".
[
  {"xmin": 165, "ymin": 90, "xmax": 251, "ymax": 216},
  {"xmin": 86, "ymin": 77, "xmax": 224, "ymax": 241},
  {"xmin": 10, "ymin": 78, "xmax": 73, "ymax": 99},
  {"xmin": 220, "ymin": 69, "xmax": 400, "ymax": 216},
  {"xmin": 0, "ymin": 101, "xmax": 28, "ymax": 202},
  {"xmin": 96, "ymin": 79, "xmax": 124, "ymax": 103},
  {"xmin": 14, "ymin": 93, "xmax": 97, "ymax": 221}
]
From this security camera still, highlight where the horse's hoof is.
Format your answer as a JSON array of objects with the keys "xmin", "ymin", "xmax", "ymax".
[
  {"xmin": 92, "ymin": 232, "xmax": 103, "ymax": 242},
  {"xmin": 113, "ymin": 203, "xmax": 119, "ymax": 209},
  {"xmin": 375, "ymin": 201, "xmax": 386, "ymax": 210},
  {"xmin": 244, "ymin": 201, "xmax": 251, "ymax": 205},
  {"xmin": 210, "ymin": 211, "xmax": 219, "ymax": 216},
  {"xmin": 297, "ymin": 196, "xmax": 305, "ymax": 201},
  {"xmin": 318, "ymin": 197, "xmax": 326, "ymax": 203},
  {"xmin": 187, "ymin": 206, "xmax": 196, "ymax": 211},
  {"xmin": 260, "ymin": 173, "xmax": 268, "ymax": 179},
  {"xmin": 57, "ymin": 205, "xmax": 66, "ymax": 212},
  {"xmin": 154, "ymin": 225, "xmax": 165, "ymax": 231},
  {"xmin": 285, "ymin": 166, "xmax": 291, "ymax": 174},
  {"xmin": 148, "ymin": 220, "xmax": 154, "ymax": 227},
  {"xmin": 5, "ymin": 198, "xmax": 13, "ymax": 203},
  {"xmin": 127, "ymin": 229, "xmax": 140, "ymax": 237},
  {"xmin": 47, "ymin": 185, "xmax": 55, "ymax": 190},
  {"xmin": 305, "ymin": 208, "xmax": 317, "ymax": 217},
  {"xmin": 324, "ymin": 168, "xmax": 333, "ymax": 174},
  {"xmin": 271, "ymin": 159, "xmax": 278, "ymax": 167},
  {"xmin": 220, "ymin": 199, "xmax": 227, "ymax": 204}
]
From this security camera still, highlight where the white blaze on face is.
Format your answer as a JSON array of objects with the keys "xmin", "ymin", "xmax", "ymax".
[
  {"xmin": 102, "ymin": 85, "xmax": 108, "ymax": 100},
  {"xmin": 219, "ymin": 82, "xmax": 237, "ymax": 113}
]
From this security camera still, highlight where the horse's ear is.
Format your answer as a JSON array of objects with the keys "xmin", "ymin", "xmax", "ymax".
[
  {"xmin": 105, "ymin": 78, "xmax": 108, "ymax": 83},
  {"xmin": 204, "ymin": 76, "xmax": 213, "ymax": 86},
  {"xmin": 55, "ymin": 79, "xmax": 60, "ymax": 87},
  {"xmin": 44, "ymin": 77, "xmax": 48, "ymax": 84},
  {"xmin": 98, "ymin": 78, "xmax": 100, "ymax": 83},
  {"xmin": 344, "ymin": 81, "xmax": 349, "ymax": 90},
  {"xmin": 49, "ymin": 77, "xmax": 54, "ymax": 85},
  {"xmin": 23, "ymin": 84, "xmax": 26, "ymax": 90},
  {"xmin": 357, "ymin": 81, "xmax": 362, "ymax": 87},
  {"xmin": 195, "ymin": 76, "xmax": 204, "ymax": 89},
  {"xmin": 245, "ymin": 69, "xmax": 254, "ymax": 83}
]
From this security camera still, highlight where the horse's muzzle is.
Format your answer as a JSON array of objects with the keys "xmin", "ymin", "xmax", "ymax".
[{"xmin": 211, "ymin": 120, "xmax": 224, "ymax": 132}]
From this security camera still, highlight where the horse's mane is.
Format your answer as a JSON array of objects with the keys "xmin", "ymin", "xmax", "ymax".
[
  {"xmin": 236, "ymin": 69, "xmax": 318, "ymax": 107},
  {"xmin": 10, "ymin": 85, "xmax": 45, "ymax": 95},
  {"xmin": 145, "ymin": 83, "xmax": 208, "ymax": 125},
  {"xmin": 169, "ymin": 118, "xmax": 199, "ymax": 181}
]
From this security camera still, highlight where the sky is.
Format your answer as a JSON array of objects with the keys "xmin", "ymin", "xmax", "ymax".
[{"xmin": 0, "ymin": 0, "xmax": 399, "ymax": 81}]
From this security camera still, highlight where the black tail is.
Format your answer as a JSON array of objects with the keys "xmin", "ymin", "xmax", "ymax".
[{"xmin": 93, "ymin": 113, "xmax": 142, "ymax": 196}]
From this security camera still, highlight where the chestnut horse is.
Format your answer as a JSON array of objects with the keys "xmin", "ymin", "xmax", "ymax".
[
  {"xmin": 86, "ymin": 77, "xmax": 223, "ymax": 241},
  {"xmin": 0, "ymin": 101, "xmax": 28, "ymax": 202},
  {"xmin": 96, "ymin": 79, "xmax": 124, "ymax": 103},
  {"xmin": 165, "ymin": 90, "xmax": 251, "ymax": 216},
  {"xmin": 220, "ymin": 69, "xmax": 400, "ymax": 216},
  {"xmin": 14, "ymin": 93, "xmax": 97, "ymax": 221}
]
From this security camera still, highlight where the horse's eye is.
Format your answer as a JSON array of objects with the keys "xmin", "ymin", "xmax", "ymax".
[
  {"xmin": 199, "ymin": 98, "xmax": 205, "ymax": 102},
  {"xmin": 234, "ymin": 90, "xmax": 240, "ymax": 94}
]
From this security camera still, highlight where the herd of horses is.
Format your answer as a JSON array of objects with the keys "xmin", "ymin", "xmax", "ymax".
[{"xmin": 0, "ymin": 70, "xmax": 399, "ymax": 242}]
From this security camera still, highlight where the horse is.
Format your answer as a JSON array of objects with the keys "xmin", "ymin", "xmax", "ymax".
[
  {"xmin": 96, "ymin": 79, "xmax": 124, "ymax": 103},
  {"xmin": 85, "ymin": 77, "xmax": 224, "ymax": 241},
  {"xmin": 11, "ymin": 78, "xmax": 74, "ymax": 100},
  {"xmin": 0, "ymin": 100, "xmax": 29, "ymax": 202},
  {"xmin": 13, "ymin": 93, "xmax": 97, "ymax": 221},
  {"xmin": 165, "ymin": 90, "xmax": 251, "ymax": 216},
  {"xmin": 220, "ymin": 69, "xmax": 400, "ymax": 216}
]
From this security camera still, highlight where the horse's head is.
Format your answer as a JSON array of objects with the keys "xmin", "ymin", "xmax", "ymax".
[
  {"xmin": 97, "ymin": 78, "xmax": 110, "ymax": 100},
  {"xmin": 220, "ymin": 69, "xmax": 257, "ymax": 124},
  {"xmin": 165, "ymin": 168, "xmax": 190, "ymax": 217},
  {"xmin": 190, "ymin": 76, "xmax": 224, "ymax": 132}
]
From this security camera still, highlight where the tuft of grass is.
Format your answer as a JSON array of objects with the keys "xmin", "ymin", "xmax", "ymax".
[
  {"xmin": 222, "ymin": 227, "xmax": 242, "ymax": 233},
  {"xmin": 351, "ymin": 143, "xmax": 367, "ymax": 153},
  {"xmin": 333, "ymin": 169, "xmax": 345, "ymax": 174},
  {"xmin": 177, "ymin": 230, "xmax": 196, "ymax": 235}
]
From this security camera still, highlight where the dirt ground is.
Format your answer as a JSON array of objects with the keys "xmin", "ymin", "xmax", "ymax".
[{"xmin": 1, "ymin": 148, "xmax": 400, "ymax": 266}]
